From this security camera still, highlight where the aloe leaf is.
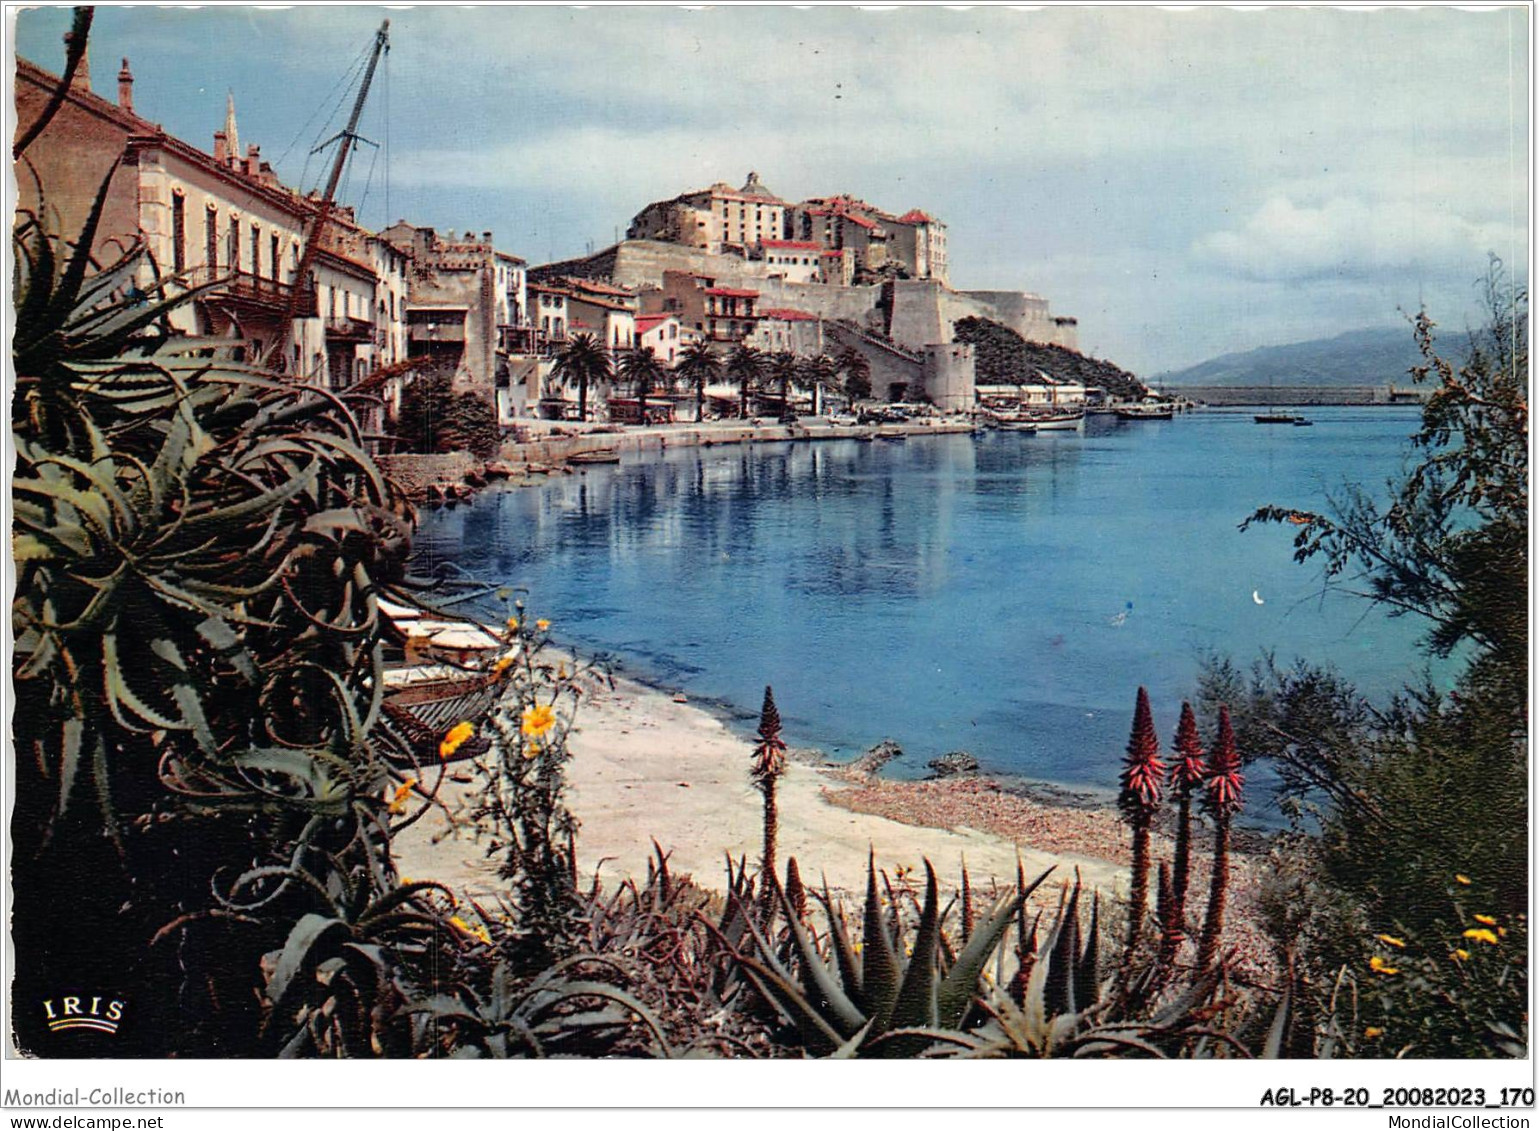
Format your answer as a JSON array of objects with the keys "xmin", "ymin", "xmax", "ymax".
[
  {"xmin": 779, "ymin": 882, "xmax": 866, "ymax": 1037},
  {"xmin": 175, "ymin": 460, "xmax": 319, "ymax": 539},
  {"xmin": 1261, "ymin": 985, "xmax": 1291, "ymax": 1059},
  {"xmin": 103, "ymin": 632, "xmax": 184, "ymax": 732},
  {"xmin": 889, "ymin": 860, "xmax": 941, "ymax": 1035},
  {"xmin": 826, "ymin": 1020, "xmax": 874, "ymax": 1059},
  {"xmin": 518, "ymin": 981, "xmax": 672, "ymax": 1057},
  {"xmin": 860, "ymin": 849, "xmax": 902, "ymax": 1030},
  {"xmin": 1045, "ymin": 878, "xmax": 1082, "ymax": 1018},
  {"xmin": 937, "ymin": 889, "xmax": 1025, "ymax": 1030},
  {"xmin": 56, "ymin": 717, "xmax": 85, "ymax": 816},
  {"xmin": 1075, "ymin": 891, "xmax": 1102, "ymax": 1011},
  {"xmin": 736, "ymin": 957, "xmax": 843, "ymax": 1056},
  {"xmin": 821, "ymin": 880, "xmax": 863, "ymax": 1009},
  {"xmin": 267, "ymin": 913, "xmax": 348, "ymax": 1010}
]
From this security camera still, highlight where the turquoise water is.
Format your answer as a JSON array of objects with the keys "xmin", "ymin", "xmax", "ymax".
[{"xmin": 413, "ymin": 408, "xmax": 1438, "ymax": 817}]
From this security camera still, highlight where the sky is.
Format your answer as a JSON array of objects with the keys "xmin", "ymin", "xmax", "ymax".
[{"xmin": 12, "ymin": 4, "xmax": 1530, "ymax": 373}]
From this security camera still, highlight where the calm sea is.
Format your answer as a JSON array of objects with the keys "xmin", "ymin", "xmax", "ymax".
[{"xmin": 413, "ymin": 407, "xmax": 1440, "ymax": 818}]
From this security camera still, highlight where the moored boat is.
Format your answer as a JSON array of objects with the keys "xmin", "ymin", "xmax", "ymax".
[
  {"xmin": 1115, "ymin": 402, "xmax": 1175, "ymax": 420},
  {"xmin": 1027, "ymin": 410, "xmax": 1086, "ymax": 431},
  {"xmin": 1254, "ymin": 412, "xmax": 1301, "ymax": 424}
]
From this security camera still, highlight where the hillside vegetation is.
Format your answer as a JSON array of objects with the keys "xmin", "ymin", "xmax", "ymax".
[
  {"xmin": 952, "ymin": 316, "xmax": 1148, "ymax": 400},
  {"xmin": 1156, "ymin": 326, "xmax": 1424, "ymax": 387}
]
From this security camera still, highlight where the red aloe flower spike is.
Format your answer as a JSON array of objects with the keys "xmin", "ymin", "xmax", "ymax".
[
  {"xmin": 752, "ymin": 686, "xmax": 788, "ymax": 922},
  {"xmin": 1202, "ymin": 705, "xmax": 1244, "ymax": 818},
  {"xmin": 1198, "ymin": 705, "xmax": 1244, "ymax": 969},
  {"xmin": 1170, "ymin": 700, "xmax": 1207, "ymax": 790},
  {"xmin": 1167, "ymin": 701, "xmax": 1206, "ymax": 945},
  {"xmin": 1119, "ymin": 686, "xmax": 1166, "ymax": 818}
]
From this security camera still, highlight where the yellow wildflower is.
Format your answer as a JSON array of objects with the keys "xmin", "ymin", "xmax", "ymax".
[
  {"xmin": 449, "ymin": 915, "xmax": 491, "ymax": 946},
  {"xmin": 439, "ymin": 720, "xmax": 475, "ymax": 760},
  {"xmin": 521, "ymin": 703, "xmax": 556, "ymax": 739},
  {"xmin": 1453, "ymin": 949, "xmax": 1470, "ymax": 961},
  {"xmin": 1455, "ymin": 874, "xmax": 1471, "ymax": 885},
  {"xmin": 492, "ymin": 655, "xmax": 515, "ymax": 677},
  {"xmin": 557, "ymin": 663, "xmax": 568, "ymax": 681},
  {"xmin": 1369, "ymin": 955, "xmax": 1399, "ymax": 975},
  {"xmin": 1473, "ymin": 914, "xmax": 1497, "ymax": 926},
  {"xmin": 1376, "ymin": 934, "xmax": 1406, "ymax": 949},
  {"xmin": 536, "ymin": 619, "xmax": 550, "ymax": 631},
  {"xmin": 506, "ymin": 616, "xmax": 520, "ymax": 631},
  {"xmin": 1463, "ymin": 928, "xmax": 1499, "ymax": 945},
  {"xmin": 523, "ymin": 743, "xmax": 541, "ymax": 761},
  {"xmin": 387, "ymin": 778, "xmax": 418, "ymax": 815},
  {"xmin": 1364, "ymin": 1027, "xmax": 1384, "ymax": 1039}
]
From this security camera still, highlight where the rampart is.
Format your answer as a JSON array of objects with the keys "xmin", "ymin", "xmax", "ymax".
[{"xmin": 532, "ymin": 239, "xmax": 1077, "ymax": 358}]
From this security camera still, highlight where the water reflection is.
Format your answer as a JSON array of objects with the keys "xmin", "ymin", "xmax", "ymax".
[{"xmin": 416, "ymin": 412, "xmax": 1429, "ymax": 814}]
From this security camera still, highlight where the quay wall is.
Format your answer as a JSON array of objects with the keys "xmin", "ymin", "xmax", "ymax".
[{"xmin": 377, "ymin": 452, "xmax": 485, "ymax": 494}]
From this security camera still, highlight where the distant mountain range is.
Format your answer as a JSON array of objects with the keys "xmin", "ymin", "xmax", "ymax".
[{"xmin": 1155, "ymin": 327, "xmax": 1426, "ymax": 387}]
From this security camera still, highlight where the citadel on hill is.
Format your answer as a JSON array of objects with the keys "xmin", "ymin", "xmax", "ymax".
[{"xmin": 535, "ymin": 172, "xmax": 1082, "ymax": 410}]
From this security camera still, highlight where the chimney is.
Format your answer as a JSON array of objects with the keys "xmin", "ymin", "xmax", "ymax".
[
  {"xmin": 246, "ymin": 144, "xmax": 260, "ymax": 177},
  {"xmin": 213, "ymin": 131, "xmax": 227, "ymax": 164},
  {"xmin": 482, "ymin": 231, "xmax": 492, "ymax": 245},
  {"xmin": 117, "ymin": 58, "xmax": 134, "ymax": 113},
  {"xmin": 62, "ymin": 31, "xmax": 91, "ymax": 91}
]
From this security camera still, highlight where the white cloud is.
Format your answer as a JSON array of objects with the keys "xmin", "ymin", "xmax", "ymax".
[{"xmin": 1193, "ymin": 195, "xmax": 1523, "ymax": 283}]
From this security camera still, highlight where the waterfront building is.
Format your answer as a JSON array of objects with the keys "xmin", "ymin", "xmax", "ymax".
[
  {"xmin": 635, "ymin": 313, "xmax": 690, "ymax": 366},
  {"xmin": 747, "ymin": 308, "xmax": 823, "ymax": 355}
]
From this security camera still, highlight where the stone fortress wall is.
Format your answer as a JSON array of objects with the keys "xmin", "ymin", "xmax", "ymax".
[{"xmin": 533, "ymin": 239, "xmax": 1082, "ymax": 406}]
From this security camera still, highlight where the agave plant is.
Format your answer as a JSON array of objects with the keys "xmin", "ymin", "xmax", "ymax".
[{"xmin": 709, "ymin": 853, "xmax": 1052, "ymax": 1057}]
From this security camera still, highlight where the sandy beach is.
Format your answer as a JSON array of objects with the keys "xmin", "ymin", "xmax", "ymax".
[{"xmin": 392, "ymin": 663, "xmax": 1266, "ymax": 955}]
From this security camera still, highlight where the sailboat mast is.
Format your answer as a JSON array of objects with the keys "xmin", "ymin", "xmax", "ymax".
[{"xmin": 269, "ymin": 18, "xmax": 390, "ymax": 374}]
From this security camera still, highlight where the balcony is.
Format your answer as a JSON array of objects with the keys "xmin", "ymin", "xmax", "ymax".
[
  {"xmin": 186, "ymin": 266, "xmax": 316, "ymax": 319},
  {"xmin": 325, "ymin": 315, "xmax": 373, "ymax": 342}
]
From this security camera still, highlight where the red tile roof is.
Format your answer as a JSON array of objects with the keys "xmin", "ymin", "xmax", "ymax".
[
  {"xmin": 703, "ymin": 286, "xmax": 759, "ymax": 298},
  {"xmin": 760, "ymin": 239, "xmax": 822, "ymax": 250},
  {"xmin": 895, "ymin": 209, "xmax": 938, "ymax": 224},
  {"xmin": 759, "ymin": 308, "xmax": 818, "ymax": 322},
  {"xmin": 635, "ymin": 314, "xmax": 673, "ymax": 335}
]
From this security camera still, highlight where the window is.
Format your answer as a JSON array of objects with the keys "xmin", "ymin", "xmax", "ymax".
[
  {"xmin": 270, "ymin": 234, "xmax": 280, "ymax": 281},
  {"xmin": 205, "ymin": 206, "xmax": 218, "ymax": 270},
  {"xmin": 250, "ymin": 223, "xmax": 260, "ymax": 276},
  {"xmin": 229, "ymin": 216, "xmax": 240, "ymax": 275},
  {"xmin": 171, "ymin": 193, "xmax": 186, "ymax": 274}
]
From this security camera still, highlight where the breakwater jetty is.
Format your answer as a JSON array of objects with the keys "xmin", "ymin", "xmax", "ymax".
[{"xmin": 1179, "ymin": 385, "xmax": 1428, "ymax": 406}]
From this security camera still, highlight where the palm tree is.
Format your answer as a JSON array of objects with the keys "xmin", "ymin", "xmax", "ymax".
[
  {"xmin": 618, "ymin": 347, "xmax": 664, "ymax": 426},
  {"xmin": 552, "ymin": 332, "xmax": 612, "ymax": 422},
  {"xmin": 768, "ymin": 351, "xmax": 798, "ymax": 421},
  {"xmin": 1117, "ymin": 686, "xmax": 1165, "ymax": 966},
  {"xmin": 800, "ymin": 353, "xmax": 837, "ymax": 417},
  {"xmin": 1198, "ymin": 706, "xmax": 1244, "ymax": 969},
  {"xmin": 676, "ymin": 338, "xmax": 720, "ymax": 423},
  {"xmin": 837, "ymin": 345, "xmax": 872, "ymax": 402},
  {"xmin": 726, "ymin": 342, "xmax": 764, "ymax": 419}
]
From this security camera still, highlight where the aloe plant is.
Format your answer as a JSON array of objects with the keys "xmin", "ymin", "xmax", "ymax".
[
  {"xmin": 709, "ymin": 853, "xmax": 1052, "ymax": 1057},
  {"xmin": 14, "ymin": 153, "xmax": 424, "ymax": 1055}
]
